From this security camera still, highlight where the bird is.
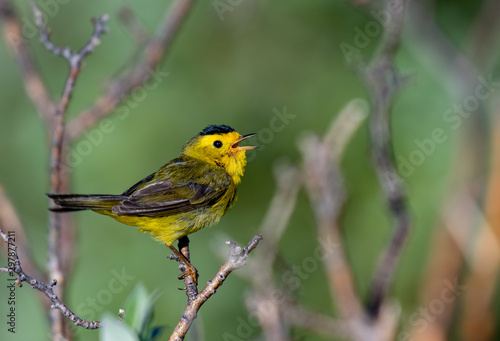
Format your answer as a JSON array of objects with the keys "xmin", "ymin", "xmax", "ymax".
[{"xmin": 48, "ymin": 124, "xmax": 258, "ymax": 283}]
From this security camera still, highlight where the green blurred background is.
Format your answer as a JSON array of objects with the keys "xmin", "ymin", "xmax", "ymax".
[{"xmin": 0, "ymin": 0, "xmax": 498, "ymax": 340}]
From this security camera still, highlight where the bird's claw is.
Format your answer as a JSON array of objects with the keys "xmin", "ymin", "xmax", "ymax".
[{"xmin": 177, "ymin": 267, "xmax": 198, "ymax": 285}]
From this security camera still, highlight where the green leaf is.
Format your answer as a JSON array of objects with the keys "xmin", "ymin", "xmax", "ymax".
[
  {"xmin": 100, "ymin": 314, "xmax": 139, "ymax": 341},
  {"xmin": 122, "ymin": 283, "xmax": 163, "ymax": 340}
]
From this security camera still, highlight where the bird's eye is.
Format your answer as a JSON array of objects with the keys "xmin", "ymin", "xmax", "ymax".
[{"xmin": 213, "ymin": 140, "xmax": 223, "ymax": 148}]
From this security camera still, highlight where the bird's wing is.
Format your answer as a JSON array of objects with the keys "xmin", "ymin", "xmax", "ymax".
[
  {"xmin": 121, "ymin": 172, "xmax": 156, "ymax": 196},
  {"xmin": 112, "ymin": 162, "xmax": 231, "ymax": 217}
]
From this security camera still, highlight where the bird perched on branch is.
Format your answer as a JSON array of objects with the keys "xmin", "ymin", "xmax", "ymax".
[{"xmin": 48, "ymin": 125, "xmax": 258, "ymax": 283}]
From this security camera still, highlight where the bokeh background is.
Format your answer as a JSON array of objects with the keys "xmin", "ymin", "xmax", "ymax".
[{"xmin": 0, "ymin": 0, "xmax": 499, "ymax": 340}]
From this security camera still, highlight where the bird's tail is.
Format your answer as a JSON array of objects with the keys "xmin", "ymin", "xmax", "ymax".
[{"xmin": 47, "ymin": 194, "xmax": 126, "ymax": 212}]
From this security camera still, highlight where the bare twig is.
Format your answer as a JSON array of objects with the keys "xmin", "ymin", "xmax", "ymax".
[
  {"xmin": 408, "ymin": 207, "xmax": 467, "ymax": 341},
  {"xmin": 460, "ymin": 122, "xmax": 500, "ymax": 341},
  {"xmin": 217, "ymin": 161, "xmax": 299, "ymax": 341},
  {"xmin": 406, "ymin": 3, "xmax": 500, "ymax": 340},
  {"xmin": 31, "ymin": 2, "xmax": 109, "ymax": 189},
  {"xmin": 168, "ymin": 235, "xmax": 262, "ymax": 341},
  {"xmin": 0, "ymin": 227, "xmax": 102, "ymax": 330},
  {"xmin": 66, "ymin": 0, "xmax": 196, "ymax": 142},
  {"xmin": 241, "ymin": 101, "xmax": 369, "ymax": 341},
  {"xmin": 0, "ymin": 0, "xmax": 54, "ymax": 120},
  {"xmin": 31, "ymin": 4, "xmax": 109, "ymax": 339},
  {"xmin": 299, "ymin": 101, "xmax": 379, "ymax": 341},
  {"xmin": 300, "ymin": 101, "xmax": 367, "ymax": 323},
  {"xmin": 361, "ymin": 0, "xmax": 410, "ymax": 317},
  {"xmin": 246, "ymin": 293, "xmax": 290, "ymax": 341},
  {"xmin": 32, "ymin": 4, "xmax": 108, "ymax": 69},
  {"xmin": 237, "ymin": 103, "xmax": 371, "ymax": 340}
]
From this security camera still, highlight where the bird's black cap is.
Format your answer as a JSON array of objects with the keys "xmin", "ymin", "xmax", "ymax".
[{"xmin": 199, "ymin": 125, "xmax": 235, "ymax": 136}]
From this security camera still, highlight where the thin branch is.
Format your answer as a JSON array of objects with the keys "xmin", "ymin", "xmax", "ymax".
[
  {"xmin": 0, "ymin": 0, "xmax": 54, "ymax": 121},
  {"xmin": 32, "ymin": 2, "xmax": 108, "ymax": 188},
  {"xmin": 65, "ymin": 0, "xmax": 196, "ymax": 142},
  {"xmin": 300, "ymin": 100, "xmax": 367, "ymax": 323},
  {"xmin": 461, "ymin": 130, "xmax": 500, "ymax": 341},
  {"xmin": 405, "ymin": 4, "xmax": 500, "ymax": 339},
  {"xmin": 215, "ymin": 161, "xmax": 299, "ymax": 341},
  {"xmin": 408, "ymin": 216, "xmax": 465, "ymax": 341},
  {"xmin": 361, "ymin": 0, "xmax": 410, "ymax": 317},
  {"xmin": 299, "ymin": 100, "xmax": 380, "ymax": 341},
  {"xmin": 168, "ymin": 235, "xmax": 262, "ymax": 341},
  {"xmin": 32, "ymin": 4, "xmax": 109, "ymax": 68},
  {"xmin": 235, "ymin": 102, "xmax": 369, "ymax": 339},
  {"xmin": 0, "ymin": 227, "xmax": 102, "ymax": 330},
  {"xmin": 245, "ymin": 293, "xmax": 290, "ymax": 341},
  {"xmin": 242, "ymin": 100, "xmax": 368, "ymax": 341},
  {"xmin": 31, "ymin": 5, "xmax": 109, "ymax": 339}
]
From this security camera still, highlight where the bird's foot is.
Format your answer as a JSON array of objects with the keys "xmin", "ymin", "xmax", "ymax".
[
  {"xmin": 167, "ymin": 243, "xmax": 198, "ymax": 285},
  {"xmin": 177, "ymin": 263, "xmax": 198, "ymax": 284}
]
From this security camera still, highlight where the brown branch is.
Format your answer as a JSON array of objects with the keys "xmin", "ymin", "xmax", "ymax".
[
  {"xmin": 299, "ymin": 101, "xmax": 386, "ymax": 341},
  {"xmin": 235, "ymin": 111, "xmax": 362, "ymax": 339},
  {"xmin": 236, "ymin": 103, "xmax": 371, "ymax": 339},
  {"xmin": 65, "ymin": 0, "xmax": 196, "ymax": 142},
  {"xmin": 168, "ymin": 235, "xmax": 262, "ymax": 341},
  {"xmin": 0, "ymin": 0, "xmax": 55, "ymax": 121},
  {"xmin": 241, "ymin": 101, "xmax": 369, "ymax": 341},
  {"xmin": 406, "ymin": 3, "xmax": 500, "ymax": 340},
  {"xmin": 245, "ymin": 292, "xmax": 290, "ymax": 341},
  {"xmin": 215, "ymin": 162, "xmax": 299, "ymax": 341},
  {"xmin": 32, "ymin": 4, "xmax": 108, "ymax": 69},
  {"xmin": 0, "ymin": 227, "xmax": 102, "ymax": 330},
  {"xmin": 408, "ymin": 199, "xmax": 468, "ymax": 341},
  {"xmin": 361, "ymin": 0, "xmax": 410, "ymax": 317},
  {"xmin": 300, "ymin": 101, "xmax": 367, "ymax": 324},
  {"xmin": 31, "ymin": 5, "xmax": 109, "ymax": 339},
  {"xmin": 460, "ymin": 120, "xmax": 500, "ymax": 341}
]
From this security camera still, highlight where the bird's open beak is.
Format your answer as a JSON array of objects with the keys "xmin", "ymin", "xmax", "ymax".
[{"xmin": 232, "ymin": 133, "xmax": 259, "ymax": 151}]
